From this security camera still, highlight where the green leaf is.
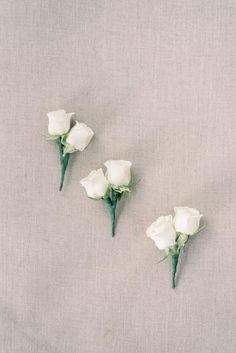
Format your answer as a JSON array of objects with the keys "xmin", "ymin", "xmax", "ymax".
[
  {"xmin": 156, "ymin": 254, "xmax": 169, "ymax": 265},
  {"xmin": 193, "ymin": 225, "xmax": 206, "ymax": 236}
]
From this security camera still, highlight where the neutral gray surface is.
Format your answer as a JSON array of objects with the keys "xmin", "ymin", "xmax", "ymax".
[{"xmin": 0, "ymin": 1, "xmax": 236, "ymax": 352}]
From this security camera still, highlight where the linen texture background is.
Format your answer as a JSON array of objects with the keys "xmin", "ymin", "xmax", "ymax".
[{"xmin": 0, "ymin": 1, "xmax": 235, "ymax": 352}]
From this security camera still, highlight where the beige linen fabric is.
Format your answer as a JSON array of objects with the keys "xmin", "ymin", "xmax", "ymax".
[{"xmin": 0, "ymin": 1, "xmax": 235, "ymax": 352}]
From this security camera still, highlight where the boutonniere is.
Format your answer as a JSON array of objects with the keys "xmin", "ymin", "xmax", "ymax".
[
  {"xmin": 80, "ymin": 160, "xmax": 132, "ymax": 237},
  {"xmin": 47, "ymin": 109, "xmax": 94, "ymax": 191},
  {"xmin": 146, "ymin": 207, "xmax": 205, "ymax": 288}
]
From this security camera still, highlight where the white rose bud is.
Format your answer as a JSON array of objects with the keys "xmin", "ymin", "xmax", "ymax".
[
  {"xmin": 174, "ymin": 207, "xmax": 202, "ymax": 235},
  {"xmin": 104, "ymin": 160, "xmax": 132, "ymax": 186},
  {"xmin": 146, "ymin": 215, "xmax": 176, "ymax": 250},
  {"xmin": 80, "ymin": 169, "xmax": 109, "ymax": 199},
  {"xmin": 66, "ymin": 121, "xmax": 94, "ymax": 151},
  {"xmin": 47, "ymin": 109, "xmax": 74, "ymax": 136}
]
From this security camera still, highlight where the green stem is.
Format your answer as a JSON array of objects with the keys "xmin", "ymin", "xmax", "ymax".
[
  {"xmin": 59, "ymin": 154, "xmax": 70, "ymax": 191},
  {"xmin": 110, "ymin": 203, "xmax": 117, "ymax": 237},
  {"xmin": 171, "ymin": 253, "xmax": 179, "ymax": 289},
  {"xmin": 104, "ymin": 190, "xmax": 121, "ymax": 237},
  {"xmin": 56, "ymin": 137, "xmax": 70, "ymax": 191}
]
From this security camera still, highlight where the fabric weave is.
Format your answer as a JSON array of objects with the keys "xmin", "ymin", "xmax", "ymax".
[{"xmin": 0, "ymin": 1, "xmax": 235, "ymax": 352}]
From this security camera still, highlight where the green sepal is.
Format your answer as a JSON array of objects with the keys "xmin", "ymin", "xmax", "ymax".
[
  {"xmin": 111, "ymin": 185, "xmax": 131, "ymax": 194},
  {"xmin": 176, "ymin": 233, "xmax": 189, "ymax": 250},
  {"xmin": 88, "ymin": 195, "xmax": 104, "ymax": 201},
  {"xmin": 60, "ymin": 135, "xmax": 78, "ymax": 155},
  {"xmin": 47, "ymin": 134, "xmax": 61, "ymax": 141},
  {"xmin": 63, "ymin": 144, "xmax": 77, "ymax": 155}
]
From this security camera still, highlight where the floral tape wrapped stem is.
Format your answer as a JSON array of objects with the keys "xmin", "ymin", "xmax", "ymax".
[
  {"xmin": 80, "ymin": 160, "xmax": 132, "ymax": 237},
  {"xmin": 103, "ymin": 160, "xmax": 132, "ymax": 237},
  {"xmin": 103, "ymin": 189, "xmax": 123, "ymax": 237},
  {"xmin": 47, "ymin": 110, "xmax": 94, "ymax": 191},
  {"xmin": 56, "ymin": 137, "xmax": 70, "ymax": 191},
  {"xmin": 147, "ymin": 207, "xmax": 205, "ymax": 288},
  {"xmin": 171, "ymin": 253, "xmax": 179, "ymax": 289}
]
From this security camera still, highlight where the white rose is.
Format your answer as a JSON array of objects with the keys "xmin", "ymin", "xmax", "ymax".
[
  {"xmin": 104, "ymin": 160, "xmax": 132, "ymax": 186},
  {"xmin": 80, "ymin": 169, "xmax": 109, "ymax": 199},
  {"xmin": 174, "ymin": 207, "xmax": 202, "ymax": 235},
  {"xmin": 66, "ymin": 121, "xmax": 94, "ymax": 151},
  {"xmin": 146, "ymin": 215, "xmax": 176, "ymax": 250},
  {"xmin": 47, "ymin": 109, "xmax": 74, "ymax": 136}
]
